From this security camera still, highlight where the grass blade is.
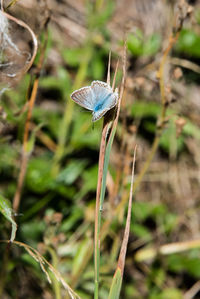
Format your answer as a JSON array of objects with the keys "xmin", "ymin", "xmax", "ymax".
[
  {"xmin": 108, "ymin": 146, "xmax": 137, "ymax": 299},
  {"xmin": 108, "ymin": 268, "xmax": 122, "ymax": 299},
  {"xmin": 0, "ymin": 194, "xmax": 17, "ymax": 242}
]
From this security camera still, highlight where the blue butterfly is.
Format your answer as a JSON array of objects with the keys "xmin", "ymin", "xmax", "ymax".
[{"xmin": 71, "ymin": 80, "xmax": 118, "ymax": 122}]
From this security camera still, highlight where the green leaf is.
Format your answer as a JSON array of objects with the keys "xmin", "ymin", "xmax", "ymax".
[
  {"xmin": 108, "ymin": 268, "xmax": 122, "ymax": 299},
  {"xmin": 159, "ymin": 288, "xmax": 182, "ymax": 299},
  {"xmin": 62, "ymin": 48, "xmax": 83, "ymax": 67},
  {"xmin": 183, "ymin": 121, "xmax": 200, "ymax": 140},
  {"xmin": 88, "ymin": 0, "xmax": 114, "ymax": 29},
  {"xmin": 25, "ymin": 123, "xmax": 44, "ymax": 154},
  {"xmin": 0, "ymin": 194, "xmax": 17, "ymax": 242},
  {"xmin": 0, "ymin": 144, "xmax": 18, "ymax": 173},
  {"xmin": 149, "ymin": 288, "xmax": 182, "ymax": 299},
  {"xmin": 128, "ymin": 32, "xmax": 161, "ymax": 57},
  {"xmin": 127, "ymin": 31, "xmax": 143, "ymax": 56},
  {"xmin": 26, "ymin": 155, "xmax": 53, "ymax": 193},
  {"xmin": 72, "ymin": 238, "xmax": 92, "ymax": 277},
  {"xmin": 39, "ymin": 68, "xmax": 72, "ymax": 98},
  {"xmin": 82, "ymin": 165, "xmax": 98, "ymax": 193},
  {"xmin": 131, "ymin": 101, "xmax": 161, "ymax": 118},
  {"xmin": 143, "ymin": 34, "xmax": 161, "ymax": 56},
  {"xmin": 71, "ymin": 113, "xmax": 101, "ymax": 148},
  {"xmin": 60, "ymin": 207, "xmax": 83, "ymax": 233},
  {"xmin": 176, "ymin": 29, "xmax": 200, "ymax": 57},
  {"xmin": 20, "ymin": 220, "xmax": 45, "ymax": 241},
  {"xmin": 159, "ymin": 121, "xmax": 184, "ymax": 153},
  {"xmin": 168, "ymin": 254, "xmax": 200, "ymax": 278},
  {"xmin": 90, "ymin": 54, "xmax": 105, "ymax": 79},
  {"xmin": 185, "ymin": 257, "xmax": 200, "ymax": 278},
  {"xmin": 56, "ymin": 160, "xmax": 88, "ymax": 185},
  {"xmin": 134, "ymin": 201, "xmax": 152, "ymax": 221},
  {"xmin": 131, "ymin": 223, "xmax": 151, "ymax": 240}
]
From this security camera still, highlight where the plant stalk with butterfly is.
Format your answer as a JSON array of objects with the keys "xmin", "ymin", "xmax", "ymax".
[
  {"xmin": 92, "ymin": 45, "xmax": 127, "ymax": 299},
  {"xmin": 92, "ymin": 44, "xmax": 137, "ymax": 299},
  {"xmin": 71, "ymin": 41, "xmax": 135, "ymax": 298}
]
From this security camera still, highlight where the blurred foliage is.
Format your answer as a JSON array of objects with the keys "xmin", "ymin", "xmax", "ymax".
[
  {"xmin": 127, "ymin": 31, "xmax": 161, "ymax": 57},
  {"xmin": 0, "ymin": 1, "xmax": 200, "ymax": 299},
  {"xmin": 0, "ymin": 194, "xmax": 17, "ymax": 241},
  {"xmin": 176, "ymin": 28, "xmax": 200, "ymax": 57}
]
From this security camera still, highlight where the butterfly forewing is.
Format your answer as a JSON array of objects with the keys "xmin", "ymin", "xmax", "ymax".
[{"xmin": 71, "ymin": 86, "xmax": 94, "ymax": 111}]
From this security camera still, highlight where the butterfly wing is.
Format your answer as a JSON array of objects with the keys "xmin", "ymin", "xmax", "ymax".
[
  {"xmin": 91, "ymin": 80, "xmax": 113, "ymax": 105},
  {"xmin": 71, "ymin": 81, "xmax": 118, "ymax": 122},
  {"xmin": 92, "ymin": 91, "xmax": 118, "ymax": 122},
  {"xmin": 71, "ymin": 86, "xmax": 94, "ymax": 111}
]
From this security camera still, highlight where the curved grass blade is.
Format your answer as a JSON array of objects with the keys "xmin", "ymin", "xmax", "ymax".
[
  {"xmin": 108, "ymin": 146, "xmax": 137, "ymax": 299},
  {"xmin": 0, "ymin": 240, "xmax": 81, "ymax": 299}
]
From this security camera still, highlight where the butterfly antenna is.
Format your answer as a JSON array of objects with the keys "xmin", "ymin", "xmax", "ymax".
[
  {"xmin": 112, "ymin": 59, "xmax": 119, "ymax": 91},
  {"xmin": 107, "ymin": 50, "xmax": 111, "ymax": 86}
]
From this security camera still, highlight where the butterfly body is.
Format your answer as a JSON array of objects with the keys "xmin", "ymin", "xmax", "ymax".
[{"xmin": 71, "ymin": 80, "xmax": 118, "ymax": 122}]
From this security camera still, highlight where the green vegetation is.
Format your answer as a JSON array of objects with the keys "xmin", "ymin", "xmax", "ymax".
[{"xmin": 1, "ymin": 1, "xmax": 200, "ymax": 298}]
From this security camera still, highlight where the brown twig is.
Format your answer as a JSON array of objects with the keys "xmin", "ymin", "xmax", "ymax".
[
  {"xmin": 171, "ymin": 57, "xmax": 200, "ymax": 74},
  {"xmin": 117, "ymin": 145, "xmax": 137, "ymax": 276},
  {"xmin": 13, "ymin": 17, "xmax": 49, "ymax": 213}
]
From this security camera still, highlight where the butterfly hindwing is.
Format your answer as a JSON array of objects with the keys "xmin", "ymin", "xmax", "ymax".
[
  {"xmin": 92, "ymin": 109, "xmax": 107, "ymax": 122},
  {"xmin": 92, "ymin": 91, "xmax": 118, "ymax": 122}
]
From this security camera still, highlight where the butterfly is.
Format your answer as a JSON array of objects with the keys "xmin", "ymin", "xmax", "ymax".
[{"xmin": 71, "ymin": 80, "xmax": 118, "ymax": 122}]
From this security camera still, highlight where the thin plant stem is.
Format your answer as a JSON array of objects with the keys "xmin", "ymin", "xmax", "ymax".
[
  {"xmin": 94, "ymin": 42, "xmax": 126, "ymax": 299},
  {"xmin": 117, "ymin": 146, "xmax": 137, "ymax": 274},
  {"xmin": 13, "ymin": 24, "xmax": 48, "ymax": 212},
  {"xmin": 94, "ymin": 51, "xmax": 112, "ymax": 299},
  {"xmin": 6, "ymin": 0, "xmax": 20, "ymax": 9},
  {"xmin": 130, "ymin": 33, "xmax": 181, "ymax": 193},
  {"xmin": 94, "ymin": 121, "xmax": 110, "ymax": 299}
]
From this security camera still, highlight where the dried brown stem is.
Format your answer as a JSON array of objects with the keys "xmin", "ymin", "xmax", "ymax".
[
  {"xmin": 117, "ymin": 146, "xmax": 137, "ymax": 276},
  {"xmin": 13, "ymin": 19, "xmax": 48, "ymax": 213}
]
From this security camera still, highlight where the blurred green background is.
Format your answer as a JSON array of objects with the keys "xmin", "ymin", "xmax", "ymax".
[{"xmin": 1, "ymin": 0, "xmax": 200, "ymax": 298}]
